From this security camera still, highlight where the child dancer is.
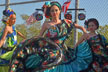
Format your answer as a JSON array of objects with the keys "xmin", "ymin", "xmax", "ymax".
[
  {"xmin": 75, "ymin": 18, "xmax": 108, "ymax": 72},
  {"xmin": 0, "ymin": 8, "xmax": 25, "ymax": 72}
]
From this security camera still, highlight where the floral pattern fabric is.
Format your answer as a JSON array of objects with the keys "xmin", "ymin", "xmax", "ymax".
[
  {"xmin": 44, "ymin": 20, "xmax": 92, "ymax": 72},
  {"xmin": 82, "ymin": 35, "xmax": 108, "ymax": 72},
  {"xmin": 44, "ymin": 20, "xmax": 74, "ymax": 63}
]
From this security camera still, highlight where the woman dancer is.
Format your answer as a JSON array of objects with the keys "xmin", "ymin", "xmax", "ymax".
[
  {"xmin": 37, "ymin": 1, "xmax": 92, "ymax": 72},
  {"xmin": 0, "ymin": 8, "xmax": 25, "ymax": 72}
]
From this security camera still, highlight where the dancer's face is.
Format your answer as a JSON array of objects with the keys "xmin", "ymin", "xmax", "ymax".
[
  {"xmin": 50, "ymin": 5, "xmax": 61, "ymax": 19},
  {"xmin": 87, "ymin": 22, "xmax": 97, "ymax": 32},
  {"xmin": 8, "ymin": 14, "xmax": 16, "ymax": 26}
]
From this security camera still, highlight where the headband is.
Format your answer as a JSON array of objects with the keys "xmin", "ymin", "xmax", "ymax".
[{"xmin": 51, "ymin": 2, "xmax": 61, "ymax": 10}]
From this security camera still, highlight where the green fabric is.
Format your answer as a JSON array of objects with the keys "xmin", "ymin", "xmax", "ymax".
[
  {"xmin": 0, "ymin": 46, "xmax": 16, "ymax": 60},
  {"xmin": 0, "ymin": 26, "xmax": 17, "ymax": 48},
  {"xmin": 7, "ymin": 35, "xmax": 16, "ymax": 48},
  {"xmin": 51, "ymin": 2, "xmax": 61, "ymax": 10},
  {"xmin": 25, "ymin": 54, "xmax": 42, "ymax": 69},
  {"xmin": 0, "ymin": 66, "xmax": 9, "ymax": 72}
]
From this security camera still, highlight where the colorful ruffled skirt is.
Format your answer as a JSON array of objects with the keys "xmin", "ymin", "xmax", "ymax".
[
  {"xmin": 9, "ymin": 39, "xmax": 93, "ymax": 72},
  {"xmin": 44, "ymin": 41, "xmax": 92, "ymax": 72}
]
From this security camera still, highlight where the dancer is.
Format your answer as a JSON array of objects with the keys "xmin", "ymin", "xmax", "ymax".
[
  {"xmin": 76, "ymin": 18, "xmax": 108, "ymax": 72},
  {"xmin": 37, "ymin": 1, "xmax": 92, "ymax": 72},
  {"xmin": 9, "ymin": 1, "xmax": 92, "ymax": 72},
  {"xmin": 0, "ymin": 8, "xmax": 25, "ymax": 72}
]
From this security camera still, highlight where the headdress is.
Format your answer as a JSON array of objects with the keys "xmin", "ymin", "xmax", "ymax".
[
  {"xmin": 42, "ymin": 2, "xmax": 51, "ymax": 12},
  {"xmin": 42, "ymin": 2, "xmax": 51, "ymax": 18},
  {"xmin": 2, "ymin": 8, "xmax": 16, "ymax": 25}
]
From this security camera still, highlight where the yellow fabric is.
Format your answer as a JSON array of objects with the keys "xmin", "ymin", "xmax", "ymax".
[
  {"xmin": 0, "ymin": 46, "xmax": 16, "ymax": 60},
  {"xmin": 0, "ymin": 66, "xmax": 9, "ymax": 72}
]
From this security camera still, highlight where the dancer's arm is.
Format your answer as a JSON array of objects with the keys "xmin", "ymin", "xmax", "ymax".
[
  {"xmin": 17, "ymin": 30, "xmax": 26, "ymax": 39},
  {"xmin": 74, "ymin": 33, "xmax": 89, "ymax": 48},
  {"xmin": 74, "ymin": 23, "xmax": 87, "ymax": 33},
  {"xmin": 0, "ymin": 26, "xmax": 8, "ymax": 47},
  {"xmin": 74, "ymin": 34, "xmax": 85, "ymax": 48},
  {"xmin": 36, "ymin": 22, "xmax": 48, "ymax": 38}
]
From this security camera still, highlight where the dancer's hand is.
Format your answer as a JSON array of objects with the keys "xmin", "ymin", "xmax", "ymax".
[{"xmin": 84, "ymin": 33, "xmax": 90, "ymax": 40}]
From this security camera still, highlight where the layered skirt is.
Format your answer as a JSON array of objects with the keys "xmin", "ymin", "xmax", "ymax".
[{"xmin": 44, "ymin": 41, "xmax": 92, "ymax": 72}]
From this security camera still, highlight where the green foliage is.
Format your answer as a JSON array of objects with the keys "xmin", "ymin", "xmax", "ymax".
[
  {"xmin": 65, "ymin": 31, "xmax": 74, "ymax": 48},
  {"xmin": 20, "ymin": 14, "xmax": 29, "ymax": 20},
  {"xmin": 0, "ymin": 14, "xmax": 42, "ymax": 45},
  {"xmin": 26, "ymin": 22, "xmax": 41, "ymax": 38},
  {"xmin": 65, "ymin": 30, "xmax": 83, "ymax": 48},
  {"xmin": 16, "ymin": 24, "xmax": 27, "ymax": 43},
  {"xmin": 17, "ymin": 14, "xmax": 41, "ymax": 43},
  {"xmin": 97, "ymin": 25, "xmax": 108, "ymax": 40}
]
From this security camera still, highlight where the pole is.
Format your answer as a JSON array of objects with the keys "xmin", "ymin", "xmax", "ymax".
[
  {"xmin": 74, "ymin": 0, "xmax": 79, "ymax": 45},
  {"xmin": 0, "ymin": 0, "xmax": 51, "ymax": 7},
  {"xmin": 5, "ymin": 0, "xmax": 10, "ymax": 10}
]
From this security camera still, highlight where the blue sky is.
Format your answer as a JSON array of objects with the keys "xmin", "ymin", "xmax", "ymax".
[{"xmin": 0, "ymin": 0, "xmax": 108, "ymax": 26}]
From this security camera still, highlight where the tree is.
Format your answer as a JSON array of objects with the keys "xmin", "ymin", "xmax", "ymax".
[
  {"xmin": 97, "ymin": 25, "xmax": 108, "ymax": 40},
  {"xmin": 65, "ymin": 30, "xmax": 83, "ymax": 48},
  {"xmin": 16, "ymin": 24, "xmax": 27, "ymax": 43},
  {"xmin": 20, "ymin": 14, "xmax": 41, "ymax": 38}
]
